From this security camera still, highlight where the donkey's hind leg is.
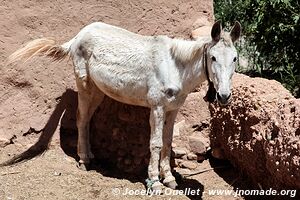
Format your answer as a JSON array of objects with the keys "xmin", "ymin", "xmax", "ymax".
[{"xmin": 76, "ymin": 78, "xmax": 104, "ymax": 170}]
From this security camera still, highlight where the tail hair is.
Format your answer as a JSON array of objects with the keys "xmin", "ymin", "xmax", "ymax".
[{"xmin": 7, "ymin": 38, "xmax": 69, "ymax": 65}]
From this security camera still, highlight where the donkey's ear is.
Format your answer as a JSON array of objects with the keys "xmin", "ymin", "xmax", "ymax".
[
  {"xmin": 230, "ymin": 21, "xmax": 241, "ymax": 43},
  {"xmin": 211, "ymin": 21, "xmax": 222, "ymax": 42}
]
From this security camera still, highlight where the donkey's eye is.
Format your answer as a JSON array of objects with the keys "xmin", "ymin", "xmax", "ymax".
[
  {"xmin": 211, "ymin": 56, "xmax": 216, "ymax": 62},
  {"xmin": 233, "ymin": 57, "xmax": 237, "ymax": 62}
]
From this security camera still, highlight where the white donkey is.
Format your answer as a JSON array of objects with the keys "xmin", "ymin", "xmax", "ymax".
[{"xmin": 8, "ymin": 21, "xmax": 241, "ymax": 191}]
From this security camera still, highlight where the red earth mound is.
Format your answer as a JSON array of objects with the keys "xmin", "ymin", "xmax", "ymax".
[{"xmin": 210, "ymin": 73, "xmax": 300, "ymax": 190}]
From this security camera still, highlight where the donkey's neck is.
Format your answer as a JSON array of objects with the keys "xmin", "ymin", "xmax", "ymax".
[{"xmin": 170, "ymin": 37, "xmax": 210, "ymax": 93}]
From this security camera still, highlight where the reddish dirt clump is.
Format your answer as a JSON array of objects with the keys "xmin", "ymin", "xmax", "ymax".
[{"xmin": 210, "ymin": 73, "xmax": 300, "ymax": 190}]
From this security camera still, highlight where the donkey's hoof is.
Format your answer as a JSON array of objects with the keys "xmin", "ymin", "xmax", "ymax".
[
  {"xmin": 163, "ymin": 176, "xmax": 178, "ymax": 189},
  {"xmin": 146, "ymin": 179, "xmax": 163, "ymax": 194},
  {"xmin": 77, "ymin": 161, "xmax": 90, "ymax": 171},
  {"xmin": 151, "ymin": 182, "xmax": 163, "ymax": 194},
  {"xmin": 164, "ymin": 180, "xmax": 178, "ymax": 189}
]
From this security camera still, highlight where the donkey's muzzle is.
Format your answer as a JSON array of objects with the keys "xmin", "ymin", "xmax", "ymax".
[{"xmin": 217, "ymin": 92, "xmax": 231, "ymax": 106}]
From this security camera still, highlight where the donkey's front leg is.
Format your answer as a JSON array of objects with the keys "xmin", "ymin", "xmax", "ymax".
[
  {"xmin": 160, "ymin": 109, "xmax": 179, "ymax": 189},
  {"xmin": 147, "ymin": 106, "xmax": 165, "ymax": 192}
]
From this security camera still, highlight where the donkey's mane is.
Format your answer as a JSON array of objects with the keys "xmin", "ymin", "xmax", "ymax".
[
  {"xmin": 169, "ymin": 31, "xmax": 233, "ymax": 65},
  {"xmin": 170, "ymin": 37, "xmax": 210, "ymax": 64},
  {"xmin": 220, "ymin": 32, "xmax": 233, "ymax": 47}
]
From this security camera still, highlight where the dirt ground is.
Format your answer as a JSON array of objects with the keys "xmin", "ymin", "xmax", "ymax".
[
  {"xmin": 0, "ymin": 144, "xmax": 247, "ymax": 200},
  {"xmin": 0, "ymin": 0, "xmax": 258, "ymax": 200}
]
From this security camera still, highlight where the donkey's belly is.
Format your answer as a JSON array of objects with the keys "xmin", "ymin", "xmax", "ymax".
[
  {"xmin": 90, "ymin": 64, "xmax": 150, "ymax": 107},
  {"xmin": 97, "ymin": 83, "xmax": 149, "ymax": 107}
]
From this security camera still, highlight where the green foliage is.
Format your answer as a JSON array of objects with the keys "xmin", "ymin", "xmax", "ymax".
[{"xmin": 214, "ymin": 0, "xmax": 300, "ymax": 97}]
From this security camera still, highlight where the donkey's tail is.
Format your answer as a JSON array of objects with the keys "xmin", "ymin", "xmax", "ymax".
[{"xmin": 7, "ymin": 37, "xmax": 73, "ymax": 65}]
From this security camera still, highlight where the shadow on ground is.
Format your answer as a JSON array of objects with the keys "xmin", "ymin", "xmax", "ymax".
[{"xmin": 0, "ymin": 88, "xmax": 205, "ymax": 199}]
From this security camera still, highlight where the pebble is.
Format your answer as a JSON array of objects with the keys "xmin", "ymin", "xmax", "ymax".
[
  {"xmin": 211, "ymin": 148, "xmax": 226, "ymax": 160},
  {"xmin": 172, "ymin": 147, "xmax": 187, "ymax": 158},
  {"xmin": 187, "ymin": 153, "xmax": 197, "ymax": 160},
  {"xmin": 188, "ymin": 136, "xmax": 207, "ymax": 155},
  {"xmin": 176, "ymin": 168, "xmax": 192, "ymax": 176},
  {"xmin": 54, "ymin": 171, "xmax": 61, "ymax": 176},
  {"xmin": 173, "ymin": 120, "xmax": 185, "ymax": 137},
  {"xmin": 0, "ymin": 137, "xmax": 10, "ymax": 148},
  {"xmin": 174, "ymin": 159, "xmax": 183, "ymax": 167},
  {"xmin": 180, "ymin": 161, "xmax": 198, "ymax": 170},
  {"xmin": 197, "ymin": 155, "xmax": 206, "ymax": 162}
]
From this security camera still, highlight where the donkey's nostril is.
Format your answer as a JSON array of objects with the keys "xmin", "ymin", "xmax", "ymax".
[
  {"xmin": 217, "ymin": 92, "xmax": 231, "ymax": 104},
  {"xmin": 227, "ymin": 93, "xmax": 232, "ymax": 100}
]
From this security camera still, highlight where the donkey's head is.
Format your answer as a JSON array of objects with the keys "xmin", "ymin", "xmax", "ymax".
[{"xmin": 205, "ymin": 21, "xmax": 241, "ymax": 106}]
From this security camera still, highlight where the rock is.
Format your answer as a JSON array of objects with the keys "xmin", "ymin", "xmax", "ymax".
[
  {"xmin": 188, "ymin": 136, "xmax": 207, "ymax": 155},
  {"xmin": 172, "ymin": 147, "xmax": 187, "ymax": 158},
  {"xmin": 173, "ymin": 120, "xmax": 185, "ymax": 137},
  {"xmin": 199, "ymin": 135, "xmax": 210, "ymax": 148},
  {"xmin": 191, "ymin": 26, "xmax": 212, "ymax": 39},
  {"xmin": 187, "ymin": 153, "xmax": 197, "ymax": 160},
  {"xmin": 0, "ymin": 136, "xmax": 11, "ymax": 148},
  {"xmin": 174, "ymin": 159, "xmax": 183, "ymax": 167},
  {"xmin": 197, "ymin": 155, "xmax": 206, "ymax": 162},
  {"xmin": 176, "ymin": 168, "xmax": 192, "ymax": 176},
  {"xmin": 0, "ymin": 139, "xmax": 10, "ymax": 148},
  {"xmin": 171, "ymin": 142, "xmax": 177, "ymax": 148},
  {"xmin": 181, "ymin": 155, "xmax": 188, "ymax": 160},
  {"xmin": 180, "ymin": 160, "xmax": 198, "ymax": 170},
  {"xmin": 54, "ymin": 171, "xmax": 61, "ymax": 176},
  {"xmin": 211, "ymin": 148, "xmax": 226, "ymax": 160}
]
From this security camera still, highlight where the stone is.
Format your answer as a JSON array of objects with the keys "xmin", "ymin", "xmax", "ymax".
[
  {"xmin": 211, "ymin": 148, "xmax": 226, "ymax": 160},
  {"xmin": 173, "ymin": 120, "xmax": 185, "ymax": 137},
  {"xmin": 180, "ymin": 160, "xmax": 198, "ymax": 170},
  {"xmin": 181, "ymin": 155, "xmax": 188, "ymax": 160},
  {"xmin": 0, "ymin": 137, "xmax": 11, "ymax": 148},
  {"xmin": 172, "ymin": 147, "xmax": 187, "ymax": 158},
  {"xmin": 187, "ymin": 153, "xmax": 197, "ymax": 160},
  {"xmin": 176, "ymin": 168, "xmax": 192, "ymax": 176},
  {"xmin": 197, "ymin": 155, "xmax": 206, "ymax": 162},
  {"xmin": 174, "ymin": 159, "xmax": 183, "ymax": 167},
  {"xmin": 171, "ymin": 142, "xmax": 177, "ymax": 148},
  {"xmin": 188, "ymin": 136, "xmax": 207, "ymax": 155}
]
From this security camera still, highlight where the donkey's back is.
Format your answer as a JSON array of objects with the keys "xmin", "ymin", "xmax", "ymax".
[
  {"xmin": 69, "ymin": 22, "xmax": 178, "ymax": 107},
  {"xmin": 70, "ymin": 22, "xmax": 169, "ymax": 67}
]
